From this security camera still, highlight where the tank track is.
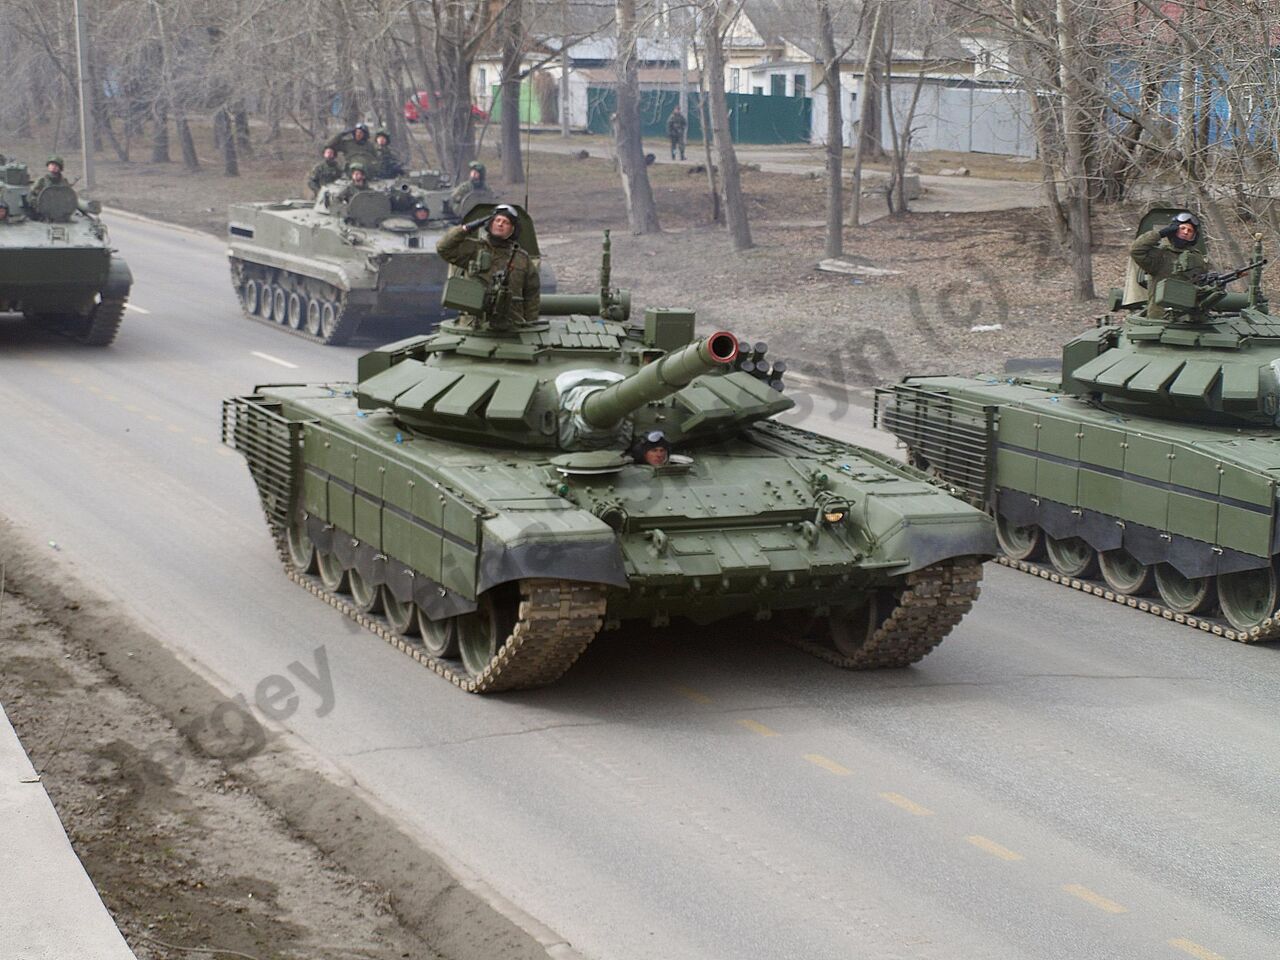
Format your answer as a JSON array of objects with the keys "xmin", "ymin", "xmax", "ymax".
[
  {"xmin": 996, "ymin": 556, "xmax": 1280, "ymax": 643},
  {"xmin": 266, "ymin": 529, "xmax": 607, "ymax": 692},
  {"xmin": 75, "ymin": 294, "xmax": 127, "ymax": 346},
  {"xmin": 230, "ymin": 259, "xmax": 364, "ymax": 346},
  {"xmin": 778, "ymin": 558, "xmax": 984, "ymax": 668}
]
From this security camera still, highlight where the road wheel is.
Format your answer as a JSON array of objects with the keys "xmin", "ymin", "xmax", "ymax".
[
  {"xmin": 828, "ymin": 591, "xmax": 893, "ymax": 658},
  {"xmin": 287, "ymin": 291, "xmax": 305, "ymax": 330},
  {"xmin": 316, "ymin": 549, "xmax": 348, "ymax": 593},
  {"xmin": 1217, "ymin": 563, "xmax": 1279, "ymax": 633},
  {"xmin": 416, "ymin": 607, "xmax": 459, "ymax": 659},
  {"xmin": 243, "ymin": 278, "xmax": 261, "ymax": 315},
  {"xmin": 272, "ymin": 286, "xmax": 288, "ymax": 325},
  {"xmin": 320, "ymin": 299, "xmax": 339, "ymax": 341},
  {"xmin": 995, "ymin": 514, "xmax": 1044, "ymax": 561},
  {"xmin": 285, "ymin": 515, "xmax": 317, "ymax": 574},
  {"xmin": 260, "ymin": 284, "xmax": 277, "ymax": 321},
  {"xmin": 305, "ymin": 298, "xmax": 322, "ymax": 337},
  {"xmin": 348, "ymin": 567, "xmax": 382, "ymax": 614},
  {"xmin": 382, "ymin": 587, "xmax": 417, "ymax": 636},
  {"xmin": 1045, "ymin": 536, "xmax": 1098, "ymax": 578},
  {"xmin": 456, "ymin": 590, "xmax": 518, "ymax": 678},
  {"xmin": 1154, "ymin": 564, "xmax": 1216, "ymax": 615},
  {"xmin": 1098, "ymin": 548, "xmax": 1154, "ymax": 595}
]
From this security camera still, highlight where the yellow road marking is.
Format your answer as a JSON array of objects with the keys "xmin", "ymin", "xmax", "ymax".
[
  {"xmin": 105, "ymin": 394, "xmax": 120, "ymax": 402},
  {"xmin": 965, "ymin": 835, "xmax": 1023, "ymax": 861},
  {"xmin": 124, "ymin": 404, "xmax": 142, "ymax": 413},
  {"xmin": 1062, "ymin": 884, "xmax": 1128, "ymax": 914},
  {"xmin": 69, "ymin": 377, "xmax": 82, "ymax": 384},
  {"xmin": 879, "ymin": 792, "xmax": 934, "ymax": 816},
  {"xmin": 190, "ymin": 436, "xmax": 209, "ymax": 445},
  {"xmin": 1168, "ymin": 939, "xmax": 1225, "ymax": 960},
  {"xmin": 145, "ymin": 414, "xmax": 163, "ymax": 422},
  {"xmin": 216, "ymin": 447, "xmax": 234, "ymax": 457},
  {"xmin": 85, "ymin": 384, "xmax": 102, "ymax": 394},
  {"xmin": 166, "ymin": 423, "xmax": 184, "ymax": 433},
  {"xmin": 736, "ymin": 718, "xmax": 779, "ymax": 737},
  {"xmin": 803, "ymin": 754, "xmax": 851, "ymax": 776},
  {"xmin": 672, "ymin": 685, "xmax": 712, "ymax": 705}
]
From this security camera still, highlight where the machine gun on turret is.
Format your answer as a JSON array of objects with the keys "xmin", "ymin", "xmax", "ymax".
[{"xmin": 1193, "ymin": 259, "xmax": 1268, "ymax": 289}]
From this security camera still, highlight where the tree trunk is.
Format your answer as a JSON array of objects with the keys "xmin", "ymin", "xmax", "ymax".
[
  {"xmin": 177, "ymin": 114, "xmax": 199, "ymax": 170},
  {"xmin": 692, "ymin": 37, "xmax": 722, "ymax": 223},
  {"xmin": 217, "ymin": 109, "xmax": 239, "ymax": 177},
  {"xmin": 234, "ymin": 105, "xmax": 253, "ymax": 157},
  {"xmin": 817, "ymin": 0, "xmax": 842, "ymax": 258},
  {"xmin": 501, "ymin": 0, "xmax": 525, "ymax": 183},
  {"xmin": 849, "ymin": 1, "xmax": 885, "ymax": 227},
  {"xmin": 151, "ymin": 108, "xmax": 171, "ymax": 163},
  {"xmin": 560, "ymin": 0, "xmax": 572, "ymax": 137},
  {"xmin": 702, "ymin": 0, "xmax": 751, "ymax": 250},
  {"xmin": 614, "ymin": 0, "xmax": 660, "ymax": 234},
  {"xmin": 1055, "ymin": 0, "xmax": 1095, "ymax": 300}
]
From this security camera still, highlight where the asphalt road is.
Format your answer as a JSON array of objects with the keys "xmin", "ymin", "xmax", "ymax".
[{"xmin": 2, "ymin": 214, "xmax": 1278, "ymax": 960}]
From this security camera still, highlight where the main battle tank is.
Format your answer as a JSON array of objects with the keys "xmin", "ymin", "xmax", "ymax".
[
  {"xmin": 228, "ymin": 174, "xmax": 550, "ymax": 345},
  {"xmin": 877, "ymin": 206, "xmax": 1280, "ymax": 641},
  {"xmin": 0, "ymin": 159, "xmax": 132, "ymax": 345},
  {"xmin": 224, "ymin": 224, "xmax": 994, "ymax": 693}
]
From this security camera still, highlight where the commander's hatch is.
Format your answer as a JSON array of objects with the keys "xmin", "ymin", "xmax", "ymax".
[{"xmin": 1115, "ymin": 205, "xmax": 1204, "ymax": 311}]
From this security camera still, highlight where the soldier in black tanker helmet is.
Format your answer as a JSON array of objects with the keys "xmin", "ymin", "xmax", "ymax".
[
  {"xmin": 325, "ymin": 123, "xmax": 377, "ymax": 168},
  {"xmin": 371, "ymin": 129, "xmax": 406, "ymax": 180},
  {"xmin": 410, "ymin": 201, "xmax": 431, "ymax": 230},
  {"xmin": 29, "ymin": 156, "xmax": 66, "ymax": 207},
  {"xmin": 666, "ymin": 107, "xmax": 687, "ymax": 161},
  {"xmin": 307, "ymin": 146, "xmax": 344, "ymax": 196},
  {"xmin": 436, "ymin": 203, "xmax": 539, "ymax": 328},
  {"xmin": 449, "ymin": 161, "xmax": 492, "ymax": 210},
  {"xmin": 1130, "ymin": 211, "xmax": 1211, "ymax": 317}
]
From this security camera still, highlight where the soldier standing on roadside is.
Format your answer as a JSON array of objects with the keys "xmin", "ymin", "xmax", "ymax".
[
  {"xmin": 307, "ymin": 147, "xmax": 344, "ymax": 196},
  {"xmin": 436, "ymin": 203, "xmax": 539, "ymax": 328},
  {"xmin": 666, "ymin": 107, "xmax": 687, "ymax": 161},
  {"xmin": 371, "ymin": 129, "xmax": 406, "ymax": 180}
]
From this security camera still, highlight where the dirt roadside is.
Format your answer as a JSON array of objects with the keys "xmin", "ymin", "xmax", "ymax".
[{"xmin": 0, "ymin": 516, "xmax": 559, "ymax": 960}]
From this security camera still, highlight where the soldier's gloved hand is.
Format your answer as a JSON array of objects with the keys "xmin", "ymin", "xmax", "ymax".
[
  {"xmin": 463, "ymin": 218, "xmax": 487, "ymax": 233},
  {"xmin": 1159, "ymin": 220, "xmax": 1180, "ymax": 238}
]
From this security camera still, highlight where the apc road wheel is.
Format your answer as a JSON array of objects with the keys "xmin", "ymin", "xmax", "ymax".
[
  {"xmin": 416, "ymin": 607, "xmax": 459, "ymax": 659},
  {"xmin": 995, "ymin": 514, "xmax": 1044, "ymax": 561},
  {"xmin": 1217, "ymin": 564, "xmax": 1279, "ymax": 633},
  {"xmin": 382, "ymin": 587, "xmax": 417, "ymax": 636},
  {"xmin": 285, "ymin": 517, "xmax": 317, "ymax": 574},
  {"xmin": 829, "ymin": 591, "xmax": 893, "ymax": 658},
  {"xmin": 287, "ymin": 291, "xmax": 305, "ymax": 329},
  {"xmin": 259, "ymin": 285, "xmax": 276, "ymax": 321},
  {"xmin": 243, "ymin": 279, "xmax": 261, "ymax": 315},
  {"xmin": 305, "ymin": 298, "xmax": 322, "ymax": 337},
  {"xmin": 456, "ymin": 590, "xmax": 518, "ymax": 678},
  {"xmin": 320, "ymin": 300, "xmax": 339, "ymax": 341},
  {"xmin": 1045, "ymin": 536, "xmax": 1098, "ymax": 578},
  {"xmin": 1098, "ymin": 548, "xmax": 1154, "ymax": 596},
  {"xmin": 316, "ymin": 550, "xmax": 348, "ymax": 593},
  {"xmin": 348, "ymin": 567, "xmax": 382, "ymax": 614},
  {"xmin": 272, "ymin": 286, "xmax": 288, "ymax": 325},
  {"xmin": 1155, "ymin": 564, "xmax": 1216, "ymax": 615}
]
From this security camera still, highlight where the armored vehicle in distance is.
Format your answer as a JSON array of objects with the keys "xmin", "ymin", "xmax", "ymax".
[
  {"xmin": 228, "ymin": 173, "xmax": 517, "ymax": 346},
  {"xmin": 0, "ymin": 159, "xmax": 132, "ymax": 346},
  {"xmin": 877, "ymin": 207, "xmax": 1280, "ymax": 641},
  {"xmin": 224, "ymin": 227, "xmax": 994, "ymax": 693}
]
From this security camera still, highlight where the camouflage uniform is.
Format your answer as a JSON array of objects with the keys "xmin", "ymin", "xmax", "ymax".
[
  {"xmin": 371, "ymin": 146, "xmax": 405, "ymax": 180},
  {"xmin": 307, "ymin": 157, "xmax": 344, "ymax": 195},
  {"xmin": 666, "ymin": 110, "xmax": 687, "ymax": 160},
  {"xmin": 324, "ymin": 129, "xmax": 377, "ymax": 168},
  {"xmin": 1130, "ymin": 229, "xmax": 1210, "ymax": 317},
  {"xmin": 28, "ymin": 167, "xmax": 66, "ymax": 208},
  {"xmin": 449, "ymin": 162, "xmax": 492, "ymax": 211},
  {"xmin": 437, "ymin": 223, "xmax": 540, "ymax": 326}
]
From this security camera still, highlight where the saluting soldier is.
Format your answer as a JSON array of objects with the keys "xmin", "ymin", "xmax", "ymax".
[
  {"xmin": 325, "ymin": 123, "xmax": 377, "ymax": 168},
  {"xmin": 1130, "ymin": 212, "xmax": 1211, "ymax": 317},
  {"xmin": 436, "ymin": 203, "xmax": 539, "ymax": 328}
]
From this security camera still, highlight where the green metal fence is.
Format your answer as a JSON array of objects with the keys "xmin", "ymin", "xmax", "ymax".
[{"xmin": 585, "ymin": 89, "xmax": 810, "ymax": 145}]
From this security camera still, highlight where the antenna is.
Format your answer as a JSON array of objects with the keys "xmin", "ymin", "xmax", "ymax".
[{"xmin": 523, "ymin": 74, "xmax": 533, "ymax": 211}]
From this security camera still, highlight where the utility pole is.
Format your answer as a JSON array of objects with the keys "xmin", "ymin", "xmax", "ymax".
[
  {"xmin": 73, "ymin": 0, "xmax": 94, "ymax": 189},
  {"xmin": 559, "ymin": 0, "xmax": 571, "ymax": 137}
]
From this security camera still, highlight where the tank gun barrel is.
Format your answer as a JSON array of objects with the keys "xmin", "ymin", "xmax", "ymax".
[{"xmin": 581, "ymin": 332, "xmax": 739, "ymax": 428}]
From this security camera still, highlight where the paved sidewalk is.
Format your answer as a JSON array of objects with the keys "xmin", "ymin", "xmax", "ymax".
[{"xmin": 1, "ymin": 701, "xmax": 136, "ymax": 960}]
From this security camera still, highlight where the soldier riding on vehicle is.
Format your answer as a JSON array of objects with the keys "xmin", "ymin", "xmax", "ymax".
[
  {"xmin": 325, "ymin": 123, "xmax": 376, "ymax": 168},
  {"xmin": 28, "ymin": 156, "xmax": 66, "ymax": 213},
  {"xmin": 307, "ymin": 146, "xmax": 344, "ymax": 196},
  {"xmin": 449, "ymin": 161, "xmax": 492, "ymax": 213},
  {"xmin": 436, "ymin": 203, "xmax": 539, "ymax": 329},
  {"xmin": 1130, "ymin": 211, "xmax": 1211, "ymax": 317},
  {"xmin": 371, "ymin": 129, "xmax": 406, "ymax": 180}
]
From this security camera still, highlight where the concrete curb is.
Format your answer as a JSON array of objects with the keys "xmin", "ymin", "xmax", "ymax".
[
  {"xmin": 100, "ymin": 205, "xmax": 221, "ymax": 243},
  {"xmin": 0, "ymin": 701, "xmax": 137, "ymax": 960}
]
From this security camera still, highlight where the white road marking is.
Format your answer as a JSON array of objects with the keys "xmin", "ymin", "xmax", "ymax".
[
  {"xmin": 251, "ymin": 351, "xmax": 299, "ymax": 369},
  {"xmin": 124, "ymin": 303, "xmax": 150, "ymax": 314}
]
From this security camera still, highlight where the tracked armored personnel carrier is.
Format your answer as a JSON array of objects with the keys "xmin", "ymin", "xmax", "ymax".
[
  {"xmin": 228, "ymin": 174, "xmax": 523, "ymax": 346},
  {"xmin": 877, "ymin": 207, "xmax": 1280, "ymax": 641},
  {"xmin": 224, "ymin": 225, "xmax": 994, "ymax": 693},
  {"xmin": 0, "ymin": 160, "xmax": 132, "ymax": 346}
]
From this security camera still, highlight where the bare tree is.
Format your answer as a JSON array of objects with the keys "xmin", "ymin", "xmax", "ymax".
[
  {"xmin": 816, "ymin": 0, "xmax": 844, "ymax": 257},
  {"xmin": 614, "ymin": 0, "xmax": 660, "ymax": 233},
  {"xmin": 500, "ymin": 0, "xmax": 526, "ymax": 183},
  {"xmin": 701, "ymin": 0, "xmax": 751, "ymax": 250}
]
